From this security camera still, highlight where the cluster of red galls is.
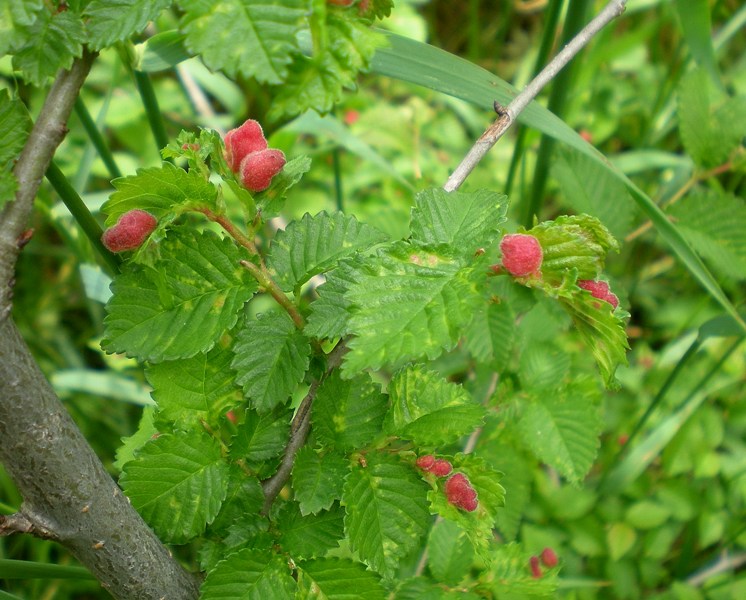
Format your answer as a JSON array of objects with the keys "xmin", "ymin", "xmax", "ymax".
[
  {"xmin": 101, "ymin": 119, "xmax": 286, "ymax": 253},
  {"xmin": 416, "ymin": 455, "xmax": 479, "ymax": 512},
  {"xmin": 529, "ymin": 547, "xmax": 558, "ymax": 578},
  {"xmin": 497, "ymin": 233, "xmax": 619, "ymax": 310}
]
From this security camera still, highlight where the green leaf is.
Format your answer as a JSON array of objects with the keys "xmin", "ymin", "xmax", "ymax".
[
  {"xmin": 269, "ymin": 15, "xmax": 383, "ymax": 119},
  {"xmin": 487, "ymin": 543, "xmax": 558, "ymax": 597},
  {"xmin": 426, "ymin": 454, "xmax": 505, "ymax": 557},
  {"xmin": 673, "ymin": 0, "xmax": 719, "ymax": 84},
  {"xmin": 410, "ymin": 188, "xmax": 508, "ymax": 255},
  {"xmin": 426, "ymin": 520, "xmax": 474, "ymax": 586},
  {"xmin": 343, "ymin": 242, "xmax": 484, "ymax": 374},
  {"xmin": 277, "ymin": 502, "xmax": 345, "ymax": 559},
  {"xmin": 552, "ymin": 148, "xmax": 636, "ymax": 239},
  {"xmin": 518, "ymin": 377, "xmax": 602, "ymax": 484},
  {"xmin": 178, "ymin": 0, "xmax": 306, "ymax": 84},
  {"xmin": 518, "ymin": 342, "xmax": 571, "ymax": 391},
  {"xmin": 231, "ymin": 311, "xmax": 311, "ymax": 412},
  {"xmin": 292, "ymin": 447, "xmax": 349, "ymax": 515},
  {"xmin": 464, "ymin": 301, "xmax": 515, "ymax": 369},
  {"xmin": 343, "ymin": 453, "xmax": 430, "ymax": 578},
  {"xmin": 668, "ymin": 189, "xmax": 746, "ymax": 280},
  {"xmin": 120, "ymin": 431, "xmax": 230, "ymax": 544},
  {"xmin": 312, "ymin": 370, "xmax": 388, "ymax": 451},
  {"xmin": 230, "ymin": 405, "xmax": 292, "ymax": 463},
  {"xmin": 200, "ymin": 548, "xmax": 296, "ymax": 600},
  {"xmin": 370, "ymin": 31, "xmax": 746, "ymax": 333},
  {"xmin": 384, "ymin": 366, "xmax": 485, "ymax": 445},
  {"xmin": 114, "ymin": 406, "xmax": 157, "ymax": 471},
  {"xmin": 11, "ymin": 10, "xmax": 84, "ymax": 86},
  {"xmin": 209, "ymin": 470, "xmax": 264, "ymax": 533},
  {"xmin": 102, "ymin": 230, "xmax": 256, "ymax": 362},
  {"xmin": 135, "ymin": 30, "xmax": 191, "ymax": 72},
  {"xmin": 0, "ymin": 90, "xmax": 31, "ymax": 207},
  {"xmin": 296, "ymin": 558, "xmax": 386, "ymax": 600},
  {"xmin": 101, "ymin": 162, "xmax": 219, "ymax": 226},
  {"xmin": 305, "ymin": 261, "xmax": 360, "ymax": 340},
  {"xmin": 0, "ymin": 0, "xmax": 43, "ymax": 55},
  {"xmin": 267, "ymin": 211, "xmax": 387, "ymax": 292},
  {"xmin": 147, "ymin": 345, "xmax": 241, "ymax": 429},
  {"xmin": 559, "ymin": 291, "xmax": 629, "ymax": 389},
  {"xmin": 85, "ymin": 0, "xmax": 172, "ymax": 49},
  {"xmin": 528, "ymin": 214, "xmax": 619, "ymax": 284}
]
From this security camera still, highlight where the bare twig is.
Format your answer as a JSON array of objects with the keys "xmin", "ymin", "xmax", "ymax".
[
  {"xmin": 443, "ymin": 0, "xmax": 627, "ymax": 193},
  {"xmin": 0, "ymin": 51, "xmax": 96, "ymax": 320},
  {"xmin": 261, "ymin": 342, "xmax": 349, "ymax": 514},
  {"xmin": 687, "ymin": 551, "xmax": 746, "ymax": 587}
]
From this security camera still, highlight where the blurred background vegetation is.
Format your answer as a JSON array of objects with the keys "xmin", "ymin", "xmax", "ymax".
[{"xmin": 1, "ymin": 0, "xmax": 745, "ymax": 598}]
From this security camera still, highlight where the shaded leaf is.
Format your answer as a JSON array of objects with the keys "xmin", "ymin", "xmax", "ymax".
[
  {"xmin": 85, "ymin": 0, "xmax": 172, "ymax": 49},
  {"xmin": 293, "ymin": 447, "xmax": 349, "ymax": 515},
  {"xmin": 231, "ymin": 405, "xmax": 292, "ymax": 463},
  {"xmin": 0, "ymin": 90, "xmax": 32, "ymax": 207},
  {"xmin": 200, "ymin": 547, "xmax": 296, "ymax": 600},
  {"xmin": 277, "ymin": 502, "xmax": 345, "ymax": 559},
  {"xmin": 296, "ymin": 557, "xmax": 386, "ymax": 600}
]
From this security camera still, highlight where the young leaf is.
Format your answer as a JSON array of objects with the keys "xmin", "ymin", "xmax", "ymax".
[
  {"xmin": 277, "ymin": 502, "xmax": 345, "ymax": 559},
  {"xmin": 667, "ymin": 189, "xmax": 746, "ymax": 280},
  {"xmin": 343, "ymin": 454, "xmax": 430, "ymax": 578},
  {"xmin": 230, "ymin": 405, "xmax": 292, "ymax": 463},
  {"xmin": 200, "ymin": 547, "xmax": 296, "ymax": 600},
  {"xmin": 312, "ymin": 370, "xmax": 388, "ymax": 451},
  {"xmin": 11, "ymin": 9, "xmax": 84, "ymax": 86},
  {"xmin": 254, "ymin": 155, "xmax": 312, "ymax": 219},
  {"xmin": 384, "ymin": 366, "xmax": 485, "ymax": 446},
  {"xmin": 267, "ymin": 211, "xmax": 388, "ymax": 292},
  {"xmin": 427, "ymin": 519, "xmax": 474, "ymax": 586},
  {"xmin": 296, "ymin": 558, "xmax": 386, "ymax": 600},
  {"xmin": 146, "ymin": 345, "xmax": 241, "ymax": 429},
  {"xmin": 114, "ymin": 406, "xmax": 156, "ymax": 471},
  {"xmin": 343, "ymin": 242, "xmax": 484, "ymax": 375},
  {"xmin": 209, "ymin": 468, "xmax": 264, "ymax": 534},
  {"xmin": 0, "ymin": 0, "xmax": 42, "ymax": 55},
  {"xmin": 410, "ymin": 188, "xmax": 508, "ymax": 255},
  {"xmin": 84, "ymin": 0, "xmax": 172, "ymax": 50},
  {"xmin": 101, "ymin": 162, "xmax": 219, "ymax": 226},
  {"xmin": 179, "ymin": 0, "xmax": 306, "ymax": 84},
  {"xmin": 120, "ymin": 430, "xmax": 230, "ymax": 544},
  {"xmin": 102, "ymin": 230, "xmax": 256, "ymax": 362},
  {"xmin": 528, "ymin": 214, "xmax": 619, "ymax": 284},
  {"xmin": 269, "ymin": 15, "xmax": 383, "ymax": 119},
  {"xmin": 0, "ymin": 90, "xmax": 31, "ymax": 207},
  {"xmin": 518, "ymin": 377, "xmax": 602, "ymax": 484},
  {"xmin": 231, "ymin": 311, "xmax": 311, "ymax": 412},
  {"xmin": 292, "ymin": 447, "xmax": 349, "ymax": 515}
]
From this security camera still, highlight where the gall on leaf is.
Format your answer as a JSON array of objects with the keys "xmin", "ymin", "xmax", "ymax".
[
  {"xmin": 578, "ymin": 279, "xmax": 619, "ymax": 309},
  {"xmin": 238, "ymin": 149, "xmax": 287, "ymax": 193},
  {"xmin": 415, "ymin": 455, "xmax": 453, "ymax": 477},
  {"xmin": 499, "ymin": 233, "xmax": 543, "ymax": 277},
  {"xmin": 540, "ymin": 547, "xmax": 558, "ymax": 568},
  {"xmin": 224, "ymin": 119, "xmax": 268, "ymax": 172},
  {"xmin": 101, "ymin": 209, "xmax": 157, "ymax": 253},
  {"xmin": 444, "ymin": 473, "xmax": 478, "ymax": 512},
  {"xmin": 529, "ymin": 555, "xmax": 543, "ymax": 578}
]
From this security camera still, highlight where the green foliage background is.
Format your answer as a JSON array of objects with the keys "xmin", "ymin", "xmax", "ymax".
[{"xmin": 1, "ymin": 0, "xmax": 745, "ymax": 599}]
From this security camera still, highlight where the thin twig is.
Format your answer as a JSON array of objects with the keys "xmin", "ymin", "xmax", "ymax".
[
  {"xmin": 0, "ymin": 50, "xmax": 96, "ymax": 321},
  {"xmin": 240, "ymin": 260, "xmax": 306, "ymax": 330},
  {"xmin": 687, "ymin": 551, "xmax": 746, "ymax": 587},
  {"xmin": 261, "ymin": 342, "xmax": 349, "ymax": 514},
  {"xmin": 443, "ymin": 0, "xmax": 627, "ymax": 193}
]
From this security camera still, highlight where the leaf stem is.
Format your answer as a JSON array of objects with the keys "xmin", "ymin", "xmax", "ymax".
[
  {"xmin": 132, "ymin": 70, "xmax": 171, "ymax": 159},
  {"xmin": 443, "ymin": 0, "xmax": 627, "ymax": 192},
  {"xmin": 240, "ymin": 260, "xmax": 306, "ymax": 330}
]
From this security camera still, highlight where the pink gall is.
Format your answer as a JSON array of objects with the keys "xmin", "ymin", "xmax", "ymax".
[
  {"xmin": 540, "ymin": 547, "xmax": 558, "ymax": 568},
  {"xmin": 224, "ymin": 119, "xmax": 268, "ymax": 172},
  {"xmin": 578, "ymin": 279, "xmax": 619, "ymax": 309},
  {"xmin": 101, "ymin": 209, "xmax": 157, "ymax": 253},
  {"xmin": 238, "ymin": 148, "xmax": 286, "ymax": 192},
  {"xmin": 499, "ymin": 234, "xmax": 543, "ymax": 277}
]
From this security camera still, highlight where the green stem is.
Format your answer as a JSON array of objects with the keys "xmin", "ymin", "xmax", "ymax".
[
  {"xmin": 521, "ymin": 0, "xmax": 591, "ymax": 227},
  {"xmin": 133, "ymin": 70, "xmax": 171, "ymax": 158},
  {"xmin": 45, "ymin": 162, "xmax": 121, "ymax": 274},
  {"xmin": 505, "ymin": 0, "xmax": 564, "ymax": 198},
  {"xmin": 74, "ymin": 97, "xmax": 122, "ymax": 179},
  {"xmin": 332, "ymin": 147, "xmax": 344, "ymax": 212},
  {"xmin": 240, "ymin": 260, "xmax": 306, "ymax": 330}
]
